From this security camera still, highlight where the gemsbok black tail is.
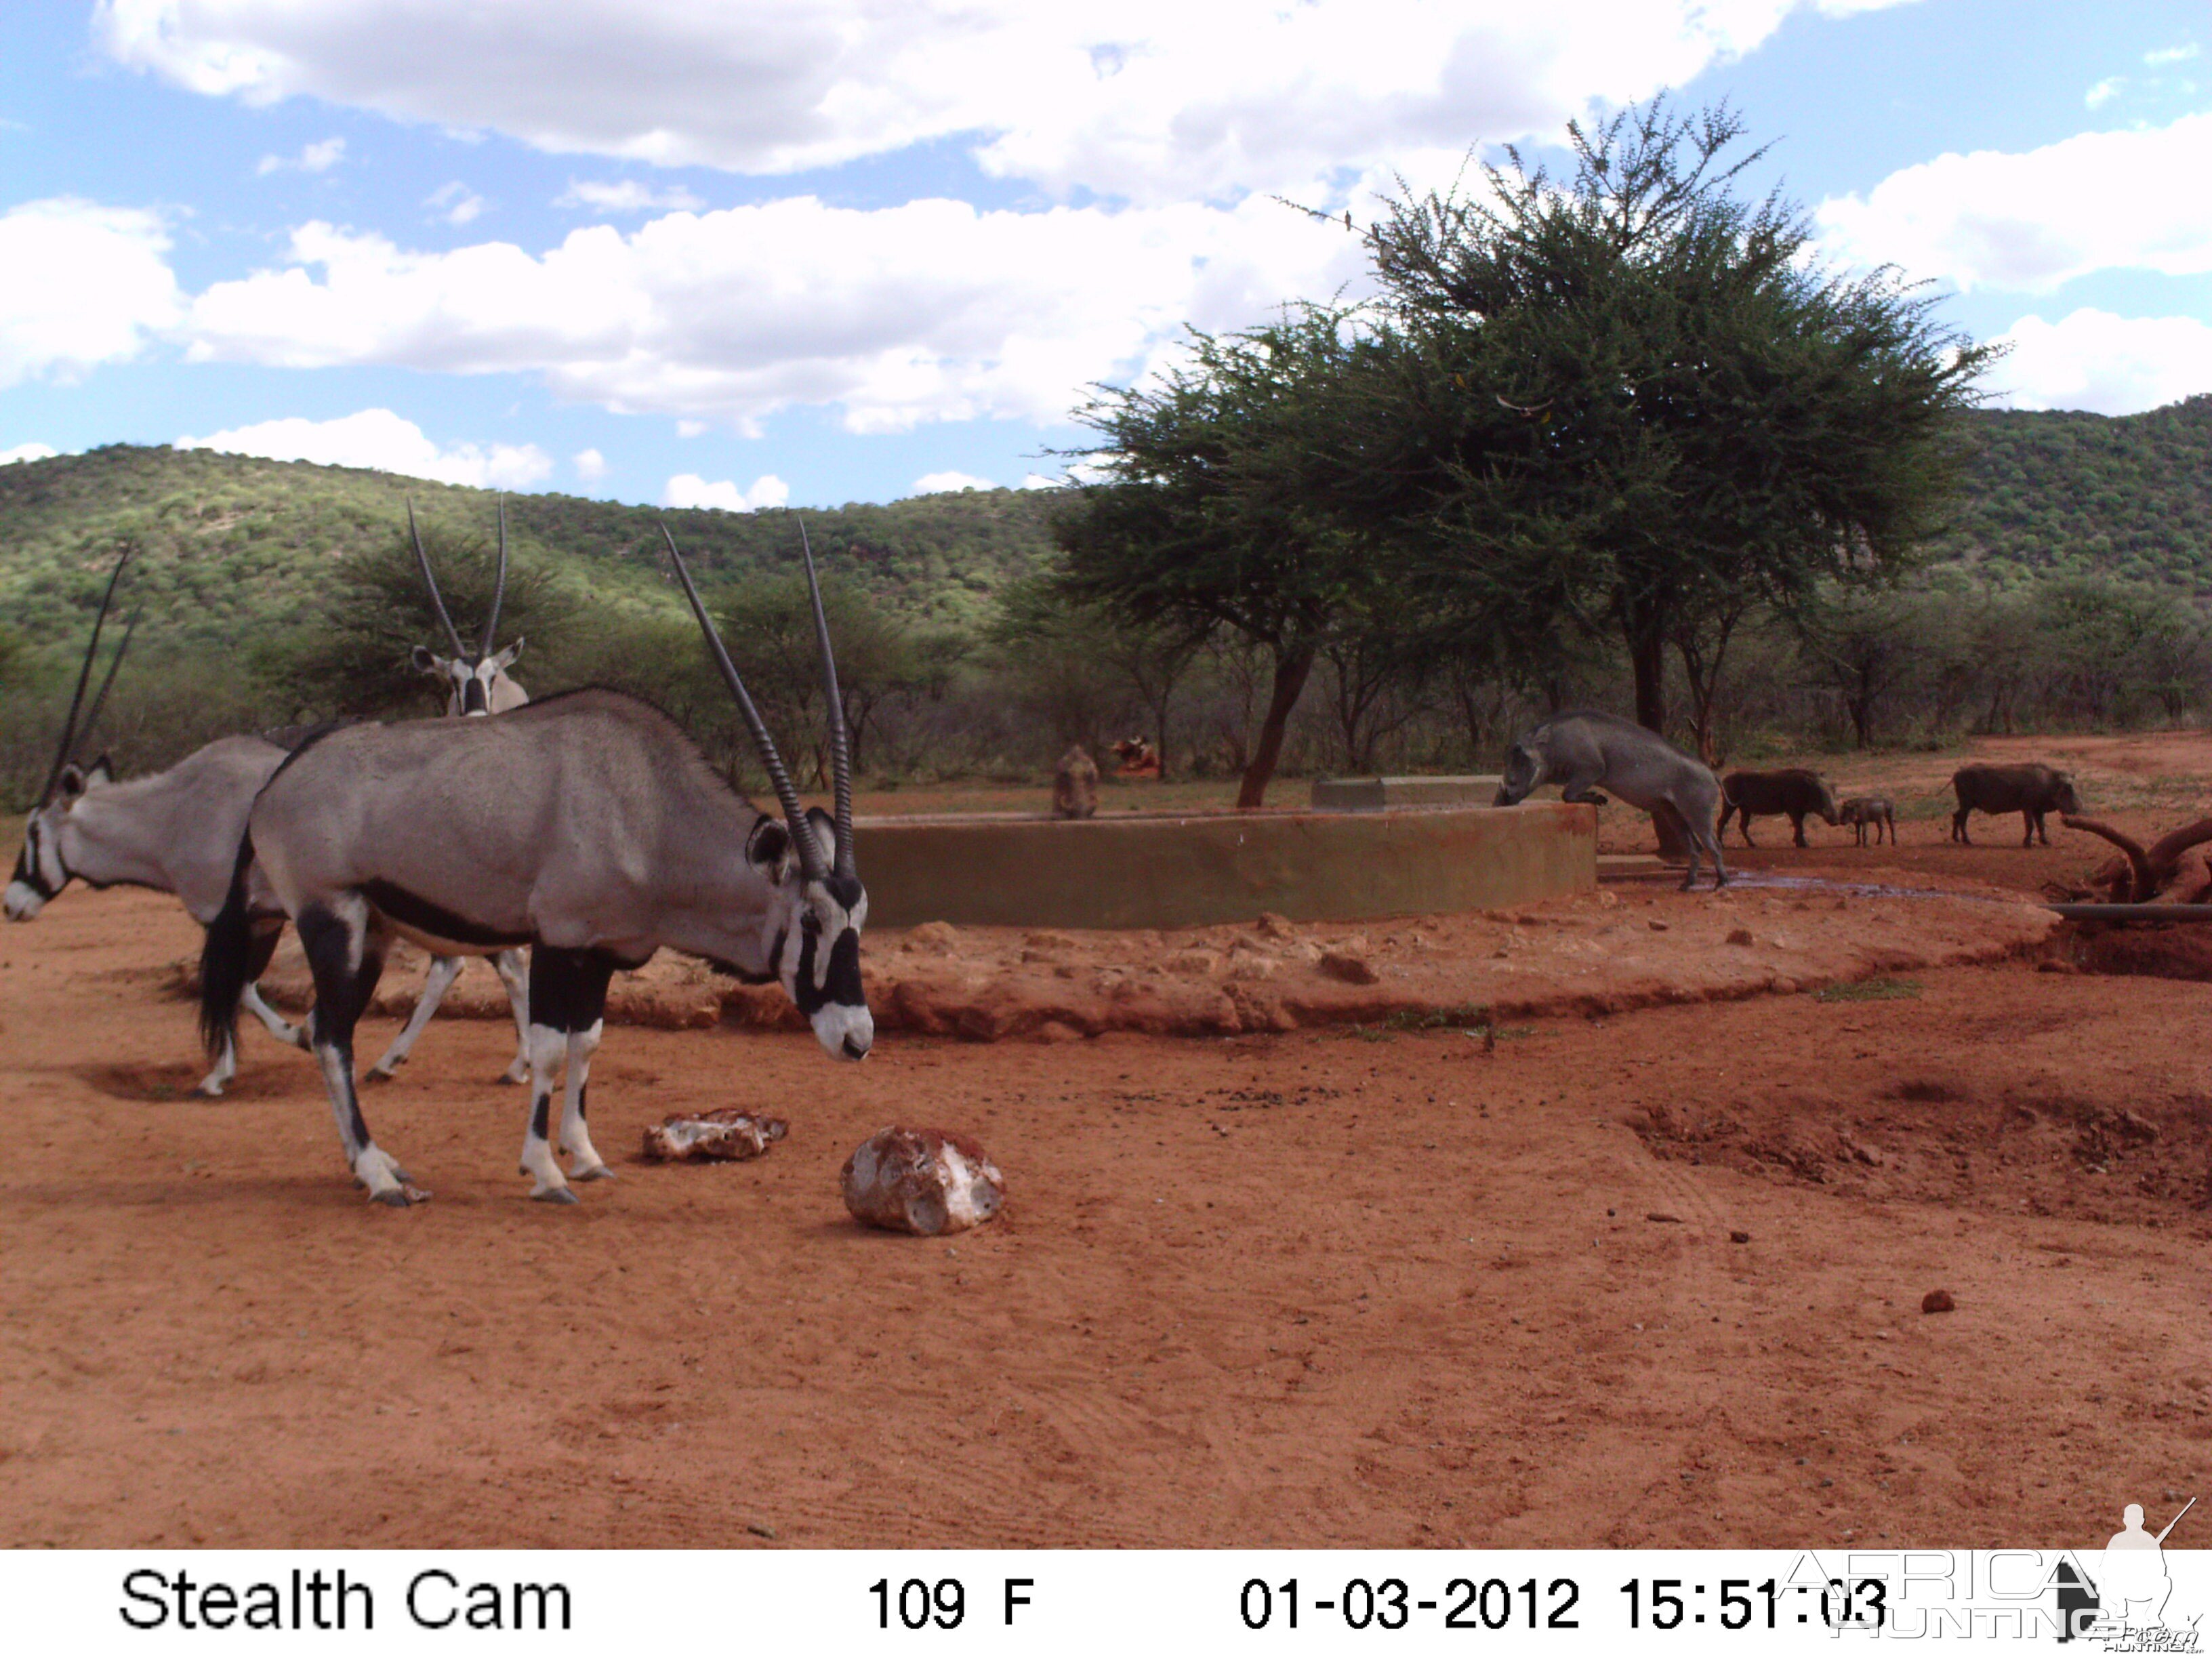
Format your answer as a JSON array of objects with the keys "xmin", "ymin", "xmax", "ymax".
[{"xmin": 199, "ymin": 830, "xmax": 258, "ymax": 1061}]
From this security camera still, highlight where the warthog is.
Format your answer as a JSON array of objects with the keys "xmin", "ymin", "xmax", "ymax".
[
  {"xmin": 1718, "ymin": 768, "xmax": 1841, "ymax": 848},
  {"xmin": 1838, "ymin": 796, "xmax": 1896, "ymax": 846},
  {"xmin": 1052, "ymin": 745, "xmax": 1099, "ymax": 819},
  {"xmin": 1495, "ymin": 710, "xmax": 1727, "ymax": 890},
  {"xmin": 1950, "ymin": 763, "xmax": 2081, "ymax": 846}
]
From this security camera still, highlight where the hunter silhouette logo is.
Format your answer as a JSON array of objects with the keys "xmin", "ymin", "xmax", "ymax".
[{"xmin": 2060, "ymin": 1496, "xmax": 2200, "ymax": 1648}]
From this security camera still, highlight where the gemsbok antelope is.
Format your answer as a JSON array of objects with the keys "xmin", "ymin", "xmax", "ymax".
[
  {"xmin": 1, "ymin": 553, "xmax": 303, "ymax": 1096},
  {"xmin": 359, "ymin": 499, "xmax": 533, "ymax": 1084},
  {"xmin": 199, "ymin": 519, "xmax": 870, "ymax": 1206}
]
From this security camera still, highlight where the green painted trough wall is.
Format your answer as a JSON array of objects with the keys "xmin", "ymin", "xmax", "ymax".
[{"xmin": 852, "ymin": 802, "xmax": 1597, "ymax": 930}]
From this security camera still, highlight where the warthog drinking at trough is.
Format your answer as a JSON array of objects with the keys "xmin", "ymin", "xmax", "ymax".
[
  {"xmin": 1838, "ymin": 796, "xmax": 1896, "ymax": 846},
  {"xmin": 1494, "ymin": 710, "xmax": 1727, "ymax": 890},
  {"xmin": 1718, "ymin": 769, "xmax": 1841, "ymax": 848},
  {"xmin": 1950, "ymin": 763, "xmax": 2081, "ymax": 846}
]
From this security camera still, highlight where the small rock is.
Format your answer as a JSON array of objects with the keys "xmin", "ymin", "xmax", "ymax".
[
  {"xmin": 2036, "ymin": 958, "xmax": 2077, "ymax": 975},
  {"xmin": 1648, "ymin": 920, "xmax": 1670, "ymax": 933},
  {"xmin": 842, "ymin": 1126, "xmax": 1006, "ymax": 1236},
  {"xmin": 1256, "ymin": 912, "xmax": 1298, "ymax": 939},
  {"xmin": 1729, "ymin": 1229, "xmax": 1751, "ymax": 1244},
  {"xmin": 1319, "ymin": 950, "xmax": 1380, "ymax": 985},
  {"xmin": 1726, "ymin": 927, "xmax": 1754, "ymax": 946},
  {"xmin": 1921, "ymin": 1289, "xmax": 1955, "ymax": 1315},
  {"xmin": 1645, "ymin": 1211, "xmax": 1683, "ymax": 1224},
  {"xmin": 907, "ymin": 921, "xmax": 961, "ymax": 955},
  {"xmin": 642, "ymin": 1109, "xmax": 787, "ymax": 1162},
  {"xmin": 1228, "ymin": 956, "xmax": 1278, "ymax": 982},
  {"xmin": 747, "ymin": 1521, "xmax": 777, "ymax": 1540},
  {"xmin": 1770, "ymin": 976, "xmax": 1798, "ymax": 995},
  {"xmin": 1023, "ymin": 930, "xmax": 1078, "ymax": 951},
  {"xmin": 1596, "ymin": 890, "xmax": 1619, "ymax": 908},
  {"xmin": 1168, "ymin": 949, "xmax": 1223, "ymax": 977}
]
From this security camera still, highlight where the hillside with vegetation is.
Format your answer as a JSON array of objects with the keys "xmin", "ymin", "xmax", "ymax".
[
  {"xmin": 1929, "ymin": 394, "xmax": 2212, "ymax": 588},
  {"xmin": 0, "ymin": 443, "xmax": 1066, "ymax": 651}
]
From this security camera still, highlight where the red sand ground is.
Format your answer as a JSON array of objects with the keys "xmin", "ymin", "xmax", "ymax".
[{"xmin": 2, "ymin": 735, "xmax": 2209, "ymax": 1549}]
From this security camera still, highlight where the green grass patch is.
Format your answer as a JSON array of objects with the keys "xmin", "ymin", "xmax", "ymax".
[{"xmin": 1815, "ymin": 977, "xmax": 1923, "ymax": 1004}]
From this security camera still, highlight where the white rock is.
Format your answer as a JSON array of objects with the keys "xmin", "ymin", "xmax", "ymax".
[{"xmin": 841, "ymin": 1126, "xmax": 1006, "ymax": 1236}]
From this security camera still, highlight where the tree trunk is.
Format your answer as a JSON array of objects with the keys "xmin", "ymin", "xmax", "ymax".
[
  {"xmin": 1236, "ymin": 644, "xmax": 1317, "ymax": 809},
  {"xmin": 1626, "ymin": 627, "xmax": 1687, "ymax": 857}
]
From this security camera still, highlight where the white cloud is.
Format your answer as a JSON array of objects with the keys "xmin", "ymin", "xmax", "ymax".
[
  {"xmin": 1, "ymin": 442, "xmax": 60, "ymax": 465},
  {"xmin": 426, "ymin": 181, "xmax": 485, "ymax": 226},
  {"xmin": 178, "ymin": 407, "xmax": 554, "ymax": 487},
  {"xmin": 0, "ymin": 198, "xmax": 183, "ymax": 389},
  {"xmin": 558, "ymin": 178, "xmax": 704, "ymax": 215},
  {"xmin": 2084, "ymin": 77, "xmax": 2123, "ymax": 110},
  {"xmin": 573, "ymin": 446, "xmax": 609, "ymax": 480},
  {"xmin": 257, "ymin": 136, "xmax": 344, "ymax": 175},
  {"xmin": 663, "ymin": 472, "xmax": 789, "ymax": 511},
  {"xmin": 1018, "ymin": 472, "xmax": 1061, "ymax": 490},
  {"xmin": 911, "ymin": 470, "xmax": 994, "ymax": 494},
  {"xmin": 676, "ymin": 419, "xmax": 708, "ymax": 438},
  {"xmin": 94, "ymin": 0, "xmax": 1896, "ymax": 205},
  {"xmin": 1816, "ymin": 111, "xmax": 2212, "ymax": 292},
  {"xmin": 2145, "ymin": 43, "xmax": 2200, "ymax": 67},
  {"xmin": 1987, "ymin": 310, "xmax": 2212, "ymax": 415},
  {"xmin": 180, "ymin": 191, "xmax": 1365, "ymax": 432}
]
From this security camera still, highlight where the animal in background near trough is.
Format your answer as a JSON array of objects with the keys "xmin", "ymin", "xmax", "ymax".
[
  {"xmin": 199, "ymin": 517, "xmax": 872, "ymax": 1206},
  {"xmin": 1718, "ymin": 768, "xmax": 1841, "ymax": 848},
  {"xmin": 1053, "ymin": 745, "xmax": 1099, "ymax": 819},
  {"xmin": 1494, "ymin": 710, "xmax": 1728, "ymax": 890},
  {"xmin": 1950, "ymin": 763, "xmax": 2081, "ymax": 846},
  {"xmin": 1838, "ymin": 796, "xmax": 1897, "ymax": 847},
  {"xmin": 1111, "ymin": 737, "xmax": 1160, "ymax": 779},
  {"xmin": 359, "ymin": 499, "xmax": 533, "ymax": 1085}
]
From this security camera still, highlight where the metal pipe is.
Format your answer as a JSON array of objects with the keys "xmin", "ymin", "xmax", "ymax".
[{"xmin": 2047, "ymin": 903, "xmax": 2212, "ymax": 922}]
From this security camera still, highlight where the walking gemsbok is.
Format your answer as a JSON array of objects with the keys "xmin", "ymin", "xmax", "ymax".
[{"xmin": 199, "ymin": 518, "xmax": 870, "ymax": 1205}]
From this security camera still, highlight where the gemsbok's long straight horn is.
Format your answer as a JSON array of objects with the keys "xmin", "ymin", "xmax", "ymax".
[
  {"xmin": 483, "ymin": 495, "xmax": 510, "ymax": 656},
  {"xmin": 659, "ymin": 523, "xmax": 828, "ymax": 882},
  {"xmin": 68, "ymin": 603, "xmax": 142, "ymax": 766},
  {"xmin": 39, "ymin": 545, "xmax": 133, "ymax": 802},
  {"xmin": 795, "ymin": 514, "xmax": 855, "ymax": 878},
  {"xmin": 407, "ymin": 498, "xmax": 470, "ymax": 661}
]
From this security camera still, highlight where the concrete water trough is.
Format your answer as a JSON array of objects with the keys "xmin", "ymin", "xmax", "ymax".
[
  {"xmin": 851, "ymin": 800, "xmax": 1596, "ymax": 930},
  {"xmin": 1309, "ymin": 774, "xmax": 1503, "ymax": 811}
]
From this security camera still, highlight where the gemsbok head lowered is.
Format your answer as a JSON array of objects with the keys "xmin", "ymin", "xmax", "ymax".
[
  {"xmin": 6, "ymin": 549, "xmax": 139, "ymax": 922},
  {"xmin": 407, "ymin": 497, "xmax": 526, "ymax": 716},
  {"xmin": 664, "ymin": 518, "xmax": 869, "ymax": 1060}
]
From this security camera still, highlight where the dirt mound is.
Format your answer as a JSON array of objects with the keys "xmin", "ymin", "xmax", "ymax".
[{"xmin": 1635, "ymin": 1072, "xmax": 2212, "ymax": 1225}]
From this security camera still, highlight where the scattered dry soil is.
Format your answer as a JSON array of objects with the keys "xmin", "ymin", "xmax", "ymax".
[{"xmin": 3, "ymin": 731, "xmax": 2209, "ymax": 1549}]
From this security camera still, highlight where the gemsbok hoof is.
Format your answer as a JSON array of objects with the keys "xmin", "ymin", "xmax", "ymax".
[
  {"xmin": 570, "ymin": 1163, "xmax": 615, "ymax": 1183},
  {"xmin": 531, "ymin": 1186, "xmax": 581, "ymax": 1205},
  {"xmin": 499, "ymin": 1065, "xmax": 529, "ymax": 1086},
  {"xmin": 371, "ymin": 1183, "xmax": 429, "ymax": 1207},
  {"xmin": 197, "ymin": 1080, "xmax": 226, "ymax": 1099}
]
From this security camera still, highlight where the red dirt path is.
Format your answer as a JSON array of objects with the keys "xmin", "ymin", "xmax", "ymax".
[{"xmin": 4, "ymin": 869, "xmax": 2209, "ymax": 1549}]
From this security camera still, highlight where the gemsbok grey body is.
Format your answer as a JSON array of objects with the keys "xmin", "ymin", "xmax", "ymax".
[
  {"xmin": 199, "ymin": 520, "xmax": 869, "ymax": 1206},
  {"xmin": 1494, "ymin": 709, "xmax": 1728, "ymax": 890}
]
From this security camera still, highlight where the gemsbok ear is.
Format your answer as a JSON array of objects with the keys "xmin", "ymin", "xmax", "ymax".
[
  {"xmin": 57, "ymin": 763, "xmax": 88, "ymax": 802},
  {"xmin": 85, "ymin": 754, "xmax": 114, "ymax": 787},
  {"xmin": 493, "ymin": 638, "xmax": 524, "ymax": 669},
  {"xmin": 410, "ymin": 645, "xmax": 441, "ymax": 674},
  {"xmin": 745, "ymin": 817, "xmax": 792, "ymax": 877}
]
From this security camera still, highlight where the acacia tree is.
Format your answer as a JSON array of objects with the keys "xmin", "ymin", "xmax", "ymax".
[
  {"xmin": 1054, "ymin": 307, "xmax": 1401, "ymax": 806},
  {"xmin": 1363, "ymin": 100, "xmax": 1998, "ymax": 739}
]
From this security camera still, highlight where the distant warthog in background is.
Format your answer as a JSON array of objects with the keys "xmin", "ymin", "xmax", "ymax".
[
  {"xmin": 1494, "ymin": 710, "xmax": 1727, "ymax": 890},
  {"xmin": 1718, "ymin": 769, "xmax": 1841, "ymax": 848},
  {"xmin": 1950, "ymin": 764, "xmax": 2081, "ymax": 846},
  {"xmin": 1838, "ymin": 796, "xmax": 1896, "ymax": 846}
]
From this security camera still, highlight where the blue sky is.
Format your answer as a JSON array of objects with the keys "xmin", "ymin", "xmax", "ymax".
[{"xmin": 3, "ymin": 1, "xmax": 2209, "ymax": 510}]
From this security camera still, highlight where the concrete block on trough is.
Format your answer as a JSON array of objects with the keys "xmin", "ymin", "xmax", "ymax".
[
  {"xmin": 851, "ymin": 800, "xmax": 1594, "ymax": 930},
  {"xmin": 1310, "ymin": 775, "xmax": 1504, "ymax": 811}
]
